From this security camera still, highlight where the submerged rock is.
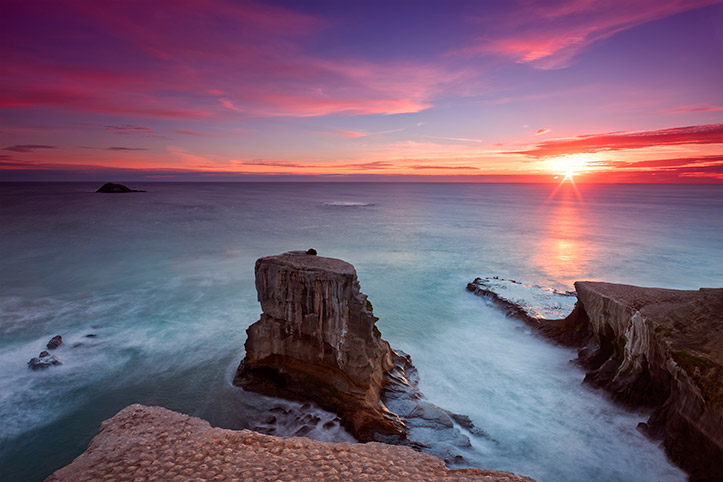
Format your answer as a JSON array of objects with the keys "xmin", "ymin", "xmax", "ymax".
[
  {"xmin": 95, "ymin": 183, "xmax": 145, "ymax": 193},
  {"xmin": 45, "ymin": 404, "xmax": 535, "ymax": 482},
  {"xmin": 28, "ymin": 352, "xmax": 62, "ymax": 370},
  {"xmin": 235, "ymin": 251, "xmax": 481, "ymax": 461},
  {"xmin": 46, "ymin": 335, "xmax": 62, "ymax": 349}
]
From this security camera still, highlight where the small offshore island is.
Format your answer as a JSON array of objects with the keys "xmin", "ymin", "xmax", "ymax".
[{"xmin": 48, "ymin": 252, "xmax": 722, "ymax": 481}]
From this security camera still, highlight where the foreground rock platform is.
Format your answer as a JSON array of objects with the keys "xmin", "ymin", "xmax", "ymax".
[{"xmin": 46, "ymin": 404, "xmax": 535, "ymax": 482}]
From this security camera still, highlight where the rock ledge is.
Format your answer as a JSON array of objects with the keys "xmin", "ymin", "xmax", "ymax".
[{"xmin": 46, "ymin": 404, "xmax": 535, "ymax": 482}]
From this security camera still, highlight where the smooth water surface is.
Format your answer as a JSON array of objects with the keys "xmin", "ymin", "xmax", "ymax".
[{"xmin": 2, "ymin": 182, "xmax": 721, "ymax": 481}]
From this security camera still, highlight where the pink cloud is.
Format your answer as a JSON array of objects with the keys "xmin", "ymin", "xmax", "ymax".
[
  {"xmin": 665, "ymin": 104, "xmax": 723, "ymax": 114},
  {"xmin": 411, "ymin": 165, "xmax": 479, "ymax": 170},
  {"xmin": 455, "ymin": 0, "xmax": 719, "ymax": 69},
  {"xmin": 534, "ymin": 129, "xmax": 551, "ymax": 136},
  {"xmin": 1, "ymin": 1, "xmax": 463, "ymax": 120},
  {"xmin": 513, "ymin": 124, "xmax": 723, "ymax": 158}
]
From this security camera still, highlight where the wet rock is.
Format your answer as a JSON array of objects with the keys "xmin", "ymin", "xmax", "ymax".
[
  {"xmin": 28, "ymin": 354, "xmax": 62, "ymax": 370},
  {"xmin": 85, "ymin": 334, "xmax": 97, "ymax": 338},
  {"xmin": 39, "ymin": 351, "xmax": 50, "ymax": 358},
  {"xmin": 46, "ymin": 335, "xmax": 62, "ymax": 349},
  {"xmin": 95, "ymin": 183, "xmax": 145, "ymax": 193}
]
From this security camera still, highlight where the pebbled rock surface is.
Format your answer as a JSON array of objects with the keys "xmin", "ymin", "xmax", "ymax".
[
  {"xmin": 45, "ymin": 404, "xmax": 535, "ymax": 482},
  {"xmin": 571, "ymin": 282, "xmax": 723, "ymax": 482},
  {"xmin": 235, "ymin": 251, "xmax": 485, "ymax": 463}
]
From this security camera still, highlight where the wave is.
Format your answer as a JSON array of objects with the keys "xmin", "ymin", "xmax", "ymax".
[{"xmin": 322, "ymin": 201, "xmax": 375, "ymax": 207}]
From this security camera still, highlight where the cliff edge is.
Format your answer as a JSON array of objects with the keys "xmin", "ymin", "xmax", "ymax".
[
  {"xmin": 570, "ymin": 282, "xmax": 723, "ymax": 482},
  {"xmin": 234, "ymin": 251, "xmax": 402, "ymax": 441},
  {"xmin": 45, "ymin": 404, "xmax": 534, "ymax": 482}
]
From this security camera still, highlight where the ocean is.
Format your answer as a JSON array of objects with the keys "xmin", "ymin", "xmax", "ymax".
[{"xmin": 1, "ymin": 182, "xmax": 721, "ymax": 482}]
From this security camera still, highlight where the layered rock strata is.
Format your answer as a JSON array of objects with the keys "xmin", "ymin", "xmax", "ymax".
[
  {"xmin": 234, "ymin": 251, "xmax": 401, "ymax": 441},
  {"xmin": 46, "ymin": 404, "xmax": 535, "ymax": 482},
  {"xmin": 234, "ymin": 251, "xmax": 485, "ymax": 463},
  {"xmin": 468, "ymin": 279, "xmax": 723, "ymax": 481},
  {"xmin": 572, "ymin": 282, "xmax": 723, "ymax": 482}
]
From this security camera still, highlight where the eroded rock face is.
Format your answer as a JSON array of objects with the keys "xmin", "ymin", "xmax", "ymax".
[
  {"xmin": 46, "ymin": 404, "xmax": 536, "ymax": 482},
  {"xmin": 234, "ymin": 251, "xmax": 402, "ymax": 441},
  {"xmin": 571, "ymin": 282, "xmax": 723, "ymax": 482}
]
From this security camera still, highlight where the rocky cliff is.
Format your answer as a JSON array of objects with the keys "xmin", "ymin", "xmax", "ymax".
[
  {"xmin": 46, "ymin": 404, "xmax": 535, "ymax": 482},
  {"xmin": 234, "ymin": 251, "xmax": 401, "ymax": 441},
  {"xmin": 570, "ymin": 282, "xmax": 723, "ymax": 482},
  {"xmin": 234, "ymin": 251, "xmax": 488, "ymax": 464}
]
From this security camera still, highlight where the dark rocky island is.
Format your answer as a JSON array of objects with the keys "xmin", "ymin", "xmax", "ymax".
[
  {"xmin": 96, "ymin": 182, "xmax": 145, "ymax": 193},
  {"xmin": 469, "ymin": 279, "xmax": 723, "ymax": 481}
]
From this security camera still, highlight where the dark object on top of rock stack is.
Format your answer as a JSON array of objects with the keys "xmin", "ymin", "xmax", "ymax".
[
  {"xmin": 305, "ymin": 248, "xmax": 317, "ymax": 255},
  {"xmin": 96, "ymin": 183, "xmax": 145, "ymax": 193},
  {"xmin": 47, "ymin": 335, "xmax": 62, "ymax": 349}
]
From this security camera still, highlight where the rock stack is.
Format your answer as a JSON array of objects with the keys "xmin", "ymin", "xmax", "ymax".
[{"xmin": 234, "ymin": 251, "xmax": 404, "ymax": 441}]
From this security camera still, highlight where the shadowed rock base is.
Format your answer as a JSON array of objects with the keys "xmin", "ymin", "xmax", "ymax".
[{"xmin": 45, "ymin": 404, "xmax": 535, "ymax": 482}]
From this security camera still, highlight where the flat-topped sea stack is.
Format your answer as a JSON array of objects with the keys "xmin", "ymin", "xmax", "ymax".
[
  {"xmin": 569, "ymin": 282, "xmax": 723, "ymax": 481},
  {"xmin": 234, "ymin": 251, "xmax": 402, "ymax": 441}
]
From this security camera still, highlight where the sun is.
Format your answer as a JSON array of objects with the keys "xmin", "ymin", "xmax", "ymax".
[{"xmin": 547, "ymin": 154, "xmax": 590, "ymax": 181}]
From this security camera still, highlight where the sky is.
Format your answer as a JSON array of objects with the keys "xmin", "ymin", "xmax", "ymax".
[{"xmin": 1, "ymin": 0, "xmax": 722, "ymax": 182}]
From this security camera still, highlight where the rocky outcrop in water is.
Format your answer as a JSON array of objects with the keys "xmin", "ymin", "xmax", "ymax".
[
  {"xmin": 46, "ymin": 335, "xmax": 62, "ymax": 349},
  {"xmin": 28, "ymin": 351, "xmax": 62, "ymax": 370},
  {"xmin": 571, "ymin": 282, "xmax": 723, "ymax": 482},
  {"xmin": 46, "ymin": 404, "xmax": 535, "ymax": 482},
  {"xmin": 235, "ymin": 251, "xmax": 484, "ymax": 462},
  {"xmin": 466, "ymin": 277, "xmax": 585, "ymax": 346},
  {"xmin": 234, "ymin": 251, "xmax": 401, "ymax": 441},
  {"xmin": 96, "ymin": 183, "xmax": 145, "ymax": 193},
  {"xmin": 468, "ymin": 278, "xmax": 723, "ymax": 481}
]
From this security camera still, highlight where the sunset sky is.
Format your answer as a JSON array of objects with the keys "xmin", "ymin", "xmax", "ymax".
[{"xmin": 2, "ymin": 0, "xmax": 722, "ymax": 182}]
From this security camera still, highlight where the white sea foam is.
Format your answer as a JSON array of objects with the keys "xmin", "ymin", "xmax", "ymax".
[{"xmin": 322, "ymin": 201, "xmax": 375, "ymax": 207}]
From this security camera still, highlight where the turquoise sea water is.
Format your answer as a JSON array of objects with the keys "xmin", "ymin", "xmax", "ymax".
[{"xmin": 1, "ymin": 182, "xmax": 721, "ymax": 481}]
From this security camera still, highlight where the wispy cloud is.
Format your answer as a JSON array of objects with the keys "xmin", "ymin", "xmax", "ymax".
[
  {"xmin": 104, "ymin": 125, "xmax": 153, "ymax": 134},
  {"xmin": 411, "ymin": 164, "xmax": 479, "ymax": 170},
  {"xmin": 664, "ymin": 104, "xmax": 723, "ymax": 114},
  {"xmin": 513, "ymin": 124, "xmax": 723, "ymax": 158},
  {"xmin": 534, "ymin": 128, "xmax": 551, "ymax": 136},
  {"xmin": 455, "ymin": 0, "xmax": 719, "ymax": 69},
  {"xmin": 78, "ymin": 146, "xmax": 147, "ymax": 151},
  {"xmin": 424, "ymin": 135, "xmax": 483, "ymax": 143},
  {"xmin": 3, "ymin": 144, "xmax": 57, "ymax": 152}
]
